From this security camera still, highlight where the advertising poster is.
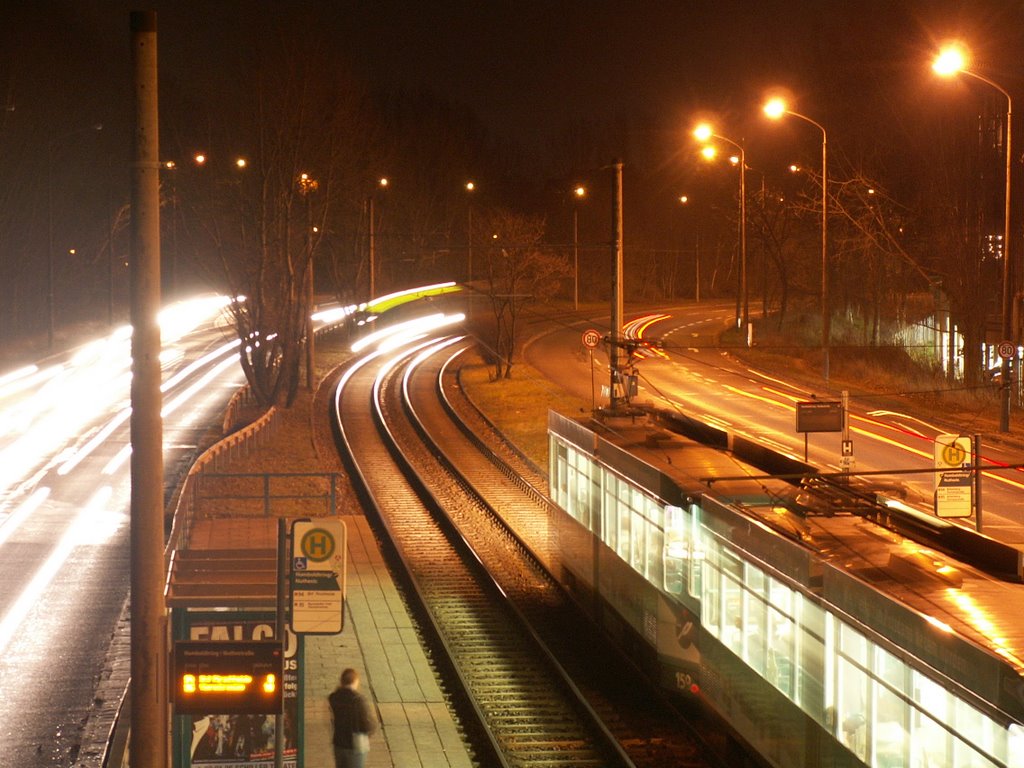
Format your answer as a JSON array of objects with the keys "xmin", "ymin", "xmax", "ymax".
[{"xmin": 177, "ymin": 613, "xmax": 300, "ymax": 768}]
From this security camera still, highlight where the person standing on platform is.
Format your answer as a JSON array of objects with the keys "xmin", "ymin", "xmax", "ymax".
[{"xmin": 328, "ymin": 668, "xmax": 378, "ymax": 768}]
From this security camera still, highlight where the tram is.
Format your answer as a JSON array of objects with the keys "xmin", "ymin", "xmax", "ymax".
[{"xmin": 547, "ymin": 408, "xmax": 1024, "ymax": 768}]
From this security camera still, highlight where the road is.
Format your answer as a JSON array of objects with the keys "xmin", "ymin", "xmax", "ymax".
[
  {"xmin": 526, "ymin": 302, "xmax": 1024, "ymax": 545},
  {"xmin": 0, "ymin": 295, "xmax": 247, "ymax": 767}
]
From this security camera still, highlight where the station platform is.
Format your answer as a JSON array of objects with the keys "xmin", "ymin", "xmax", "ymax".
[{"xmin": 186, "ymin": 513, "xmax": 475, "ymax": 768}]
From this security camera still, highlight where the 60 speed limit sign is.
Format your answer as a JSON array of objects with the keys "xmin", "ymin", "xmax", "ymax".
[{"xmin": 582, "ymin": 329, "xmax": 602, "ymax": 349}]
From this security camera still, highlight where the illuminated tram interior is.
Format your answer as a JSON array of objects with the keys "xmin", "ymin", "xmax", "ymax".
[{"xmin": 548, "ymin": 410, "xmax": 1024, "ymax": 768}]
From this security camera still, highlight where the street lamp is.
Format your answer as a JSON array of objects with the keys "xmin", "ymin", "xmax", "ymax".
[
  {"xmin": 764, "ymin": 97, "xmax": 829, "ymax": 381},
  {"xmin": 465, "ymin": 180, "xmax": 475, "ymax": 283},
  {"xmin": 679, "ymin": 195, "xmax": 700, "ymax": 302},
  {"xmin": 933, "ymin": 43, "xmax": 1014, "ymax": 433},
  {"xmin": 694, "ymin": 123, "xmax": 747, "ymax": 331},
  {"xmin": 573, "ymin": 185, "xmax": 586, "ymax": 310},
  {"xmin": 367, "ymin": 177, "xmax": 388, "ymax": 299},
  {"xmin": 47, "ymin": 122, "xmax": 102, "ymax": 349},
  {"xmin": 298, "ymin": 172, "xmax": 319, "ymax": 391}
]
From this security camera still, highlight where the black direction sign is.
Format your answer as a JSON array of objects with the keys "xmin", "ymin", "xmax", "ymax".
[{"xmin": 795, "ymin": 400, "xmax": 843, "ymax": 433}]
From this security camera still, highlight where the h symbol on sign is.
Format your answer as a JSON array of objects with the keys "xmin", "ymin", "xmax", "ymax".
[{"xmin": 307, "ymin": 533, "xmax": 329, "ymax": 558}]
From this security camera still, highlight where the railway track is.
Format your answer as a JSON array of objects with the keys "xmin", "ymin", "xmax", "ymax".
[{"xmin": 332, "ymin": 332, "xmax": 730, "ymax": 768}]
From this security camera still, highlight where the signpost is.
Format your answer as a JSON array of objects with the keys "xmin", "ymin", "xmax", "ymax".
[
  {"xmin": 291, "ymin": 519, "xmax": 346, "ymax": 634},
  {"xmin": 934, "ymin": 434, "xmax": 973, "ymax": 519},
  {"xmin": 582, "ymin": 328, "xmax": 602, "ymax": 411},
  {"xmin": 795, "ymin": 399, "xmax": 843, "ymax": 462}
]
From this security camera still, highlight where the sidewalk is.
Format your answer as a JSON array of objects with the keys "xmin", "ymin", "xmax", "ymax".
[{"xmin": 302, "ymin": 514, "xmax": 474, "ymax": 768}]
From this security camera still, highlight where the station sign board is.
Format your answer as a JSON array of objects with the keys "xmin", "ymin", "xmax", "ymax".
[
  {"xmin": 291, "ymin": 519, "xmax": 346, "ymax": 634},
  {"xmin": 795, "ymin": 400, "xmax": 843, "ymax": 433},
  {"xmin": 173, "ymin": 641, "xmax": 283, "ymax": 715},
  {"xmin": 934, "ymin": 434, "xmax": 973, "ymax": 519}
]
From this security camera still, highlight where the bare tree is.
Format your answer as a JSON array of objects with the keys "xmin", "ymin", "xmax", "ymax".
[{"xmin": 475, "ymin": 208, "xmax": 569, "ymax": 379}]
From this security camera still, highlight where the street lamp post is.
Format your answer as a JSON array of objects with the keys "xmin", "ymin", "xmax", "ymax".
[
  {"xmin": 465, "ymin": 180, "xmax": 475, "ymax": 283},
  {"xmin": 694, "ymin": 124, "xmax": 747, "ymax": 331},
  {"xmin": 573, "ymin": 185, "xmax": 586, "ymax": 310},
  {"xmin": 934, "ymin": 44, "xmax": 1014, "ymax": 433},
  {"xmin": 679, "ymin": 195, "xmax": 700, "ymax": 301},
  {"xmin": 47, "ymin": 122, "xmax": 102, "ymax": 349},
  {"xmin": 764, "ymin": 99, "xmax": 828, "ymax": 382},
  {"xmin": 298, "ymin": 172, "xmax": 319, "ymax": 391},
  {"xmin": 366, "ymin": 177, "xmax": 388, "ymax": 300}
]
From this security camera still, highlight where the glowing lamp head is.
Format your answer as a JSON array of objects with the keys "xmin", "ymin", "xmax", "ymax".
[
  {"xmin": 574, "ymin": 185, "xmax": 586, "ymax": 198},
  {"xmin": 933, "ymin": 45, "xmax": 967, "ymax": 77},
  {"xmin": 379, "ymin": 177, "xmax": 389, "ymax": 188},
  {"xmin": 693, "ymin": 123, "xmax": 713, "ymax": 142},
  {"xmin": 465, "ymin": 180, "xmax": 475, "ymax": 192},
  {"xmin": 700, "ymin": 145, "xmax": 717, "ymax": 161},
  {"xmin": 679, "ymin": 195, "xmax": 689, "ymax": 204},
  {"xmin": 763, "ymin": 98, "xmax": 787, "ymax": 119}
]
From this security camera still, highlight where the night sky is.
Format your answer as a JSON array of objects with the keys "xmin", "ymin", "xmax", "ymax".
[{"xmin": 3, "ymin": 1, "xmax": 1023, "ymax": 161}]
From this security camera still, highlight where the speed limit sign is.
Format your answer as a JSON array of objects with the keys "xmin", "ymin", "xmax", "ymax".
[
  {"xmin": 582, "ymin": 329, "xmax": 602, "ymax": 349},
  {"xmin": 997, "ymin": 341, "xmax": 1016, "ymax": 360}
]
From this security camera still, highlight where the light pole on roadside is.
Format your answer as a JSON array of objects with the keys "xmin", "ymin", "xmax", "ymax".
[
  {"xmin": 465, "ymin": 180, "xmax": 475, "ymax": 283},
  {"xmin": 694, "ymin": 123, "xmax": 747, "ymax": 332},
  {"xmin": 298, "ymin": 172, "xmax": 319, "ymax": 391},
  {"xmin": 933, "ymin": 44, "xmax": 1014, "ymax": 433},
  {"xmin": 573, "ymin": 184, "xmax": 586, "ymax": 310},
  {"xmin": 366, "ymin": 177, "xmax": 388, "ymax": 299},
  {"xmin": 47, "ymin": 122, "xmax": 102, "ymax": 349},
  {"xmin": 764, "ymin": 98, "xmax": 828, "ymax": 382}
]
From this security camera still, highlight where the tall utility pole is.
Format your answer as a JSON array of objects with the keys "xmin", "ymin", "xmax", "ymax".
[
  {"xmin": 129, "ymin": 11, "xmax": 168, "ymax": 768},
  {"xmin": 610, "ymin": 160, "xmax": 624, "ymax": 411}
]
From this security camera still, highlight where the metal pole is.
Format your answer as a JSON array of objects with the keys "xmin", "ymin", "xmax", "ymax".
[
  {"xmin": 610, "ymin": 160, "xmax": 624, "ymax": 410},
  {"xmin": 129, "ymin": 11, "xmax": 168, "ymax": 768},
  {"xmin": 740, "ymin": 146, "xmax": 748, "ymax": 333},
  {"xmin": 368, "ymin": 195, "xmax": 375, "ymax": 299},
  {"xmin": 305, "ymin": 194, "xmax": 315, "ymax": 392},
  {"xmin": 275, "ymin": 519, "xmax": 287, "ymax": 768},
  {"xmin": 467, "ymin": 204, "xmax": 473, "ymax": 283},
  {"xmin": 973, "ymin": 434, "xmax": 983, "ymax": 532},
  {"xmin": 47, "ymin": 146, "xmax": 54, "ymax": 349},
  {"xmin": 573, "ymin": 203, "xmax": 579, "ymax": 311},
  {"xmin": 822, "ymin": 128, "xmax": 829, "ymax": 385},
  {"xmin": 1000, "ymin": 95, "xmax": 1013, "ymax": 432}
]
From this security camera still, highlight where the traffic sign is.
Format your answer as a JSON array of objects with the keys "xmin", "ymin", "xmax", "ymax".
[
  {"xmin": 582, "ymin": 328, "xmax": 602, "ymax": 349},
  {"xmin": 997, "ymin": 341, "xmax": 1016, "ymax": 360}
]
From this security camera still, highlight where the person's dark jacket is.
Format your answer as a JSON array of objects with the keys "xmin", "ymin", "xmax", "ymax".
[{"xmin": 328, "ymin": 687, "xmax": 377, "ymax": 748}]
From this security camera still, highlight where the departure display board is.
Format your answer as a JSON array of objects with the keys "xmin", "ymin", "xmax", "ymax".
[{"xmin": 173, "ymin": 641, "xmax": 283, "ymax": 715}]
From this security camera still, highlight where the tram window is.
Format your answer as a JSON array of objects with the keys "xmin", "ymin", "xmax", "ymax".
[
  {"xmin": 872, "ymin": 682, "xmax": 909, "ymax": 768},
  {"xmin": 617, "ymin": 502, "xmax": 631, "ymax": 561},
  {"xmin": 631, "ymin": 513, "xmax": 646, "ymax": 573},
  {"xmin": 703, "ymin": 556, "xmax": 721, "ymax": 637},
  {"xmin": 836, "ymin": 654, "xmax": 868, "ymax": 762},
  {"xmin": 603, "ymin": 474, "xmax": 617, "ymax": 551},
  {"xmin": 722, "ymin": 572, "xmax": 744, "ymax": 656},
  {"xmin": 796, "ymin": 598, "xmax": 825, "ymax": 715},
  {"xmin": 767, "ymin": 604, "xmax": 794, "ymax": 697},
  {"xmin": 743, "ymin": 591, "xmax": 767, "ymax": 675},
  {"xmin": 839, "ymin": 623, "xmax": 869, "ymax": 667},
  {"xmin": 1007, "ymin": 724, "xmax": 1024, "ymax": 768},
  {"xmin": 913, "ymin": 676, "xmax": 951, "ymax": 766},
  {"xmin": 663, "ymin": 506, "xmax": 687, "ymax": 595},
  {"xmin": 913, "ymin": 708, "xmax": 951, "ymax": 767},
  {"xmin": 646, "ymin": 516, "xmax": 663, "ymax": 584},
  {"xmin": 953, "ymin": 698, "xmax": 1004, "ymax": 767},
  {"xmin": 873, "ymin": 646, "xmax": 908, "ymax": 699}
]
